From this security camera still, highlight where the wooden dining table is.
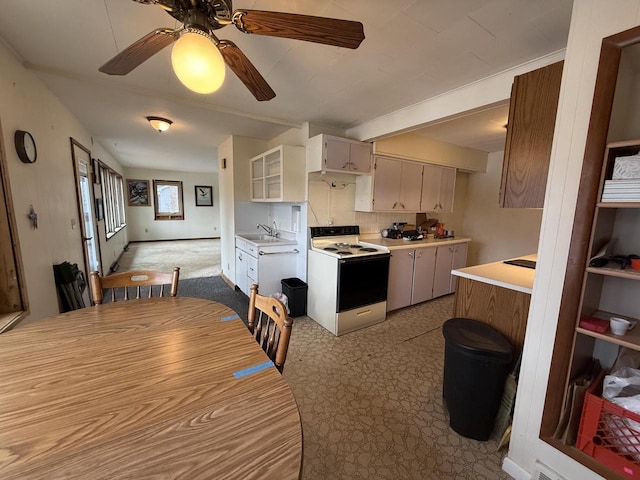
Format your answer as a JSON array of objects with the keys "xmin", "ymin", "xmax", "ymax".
[{"xmin": 0, "ymin": 297, "xmax": 302, "ymax": 479}]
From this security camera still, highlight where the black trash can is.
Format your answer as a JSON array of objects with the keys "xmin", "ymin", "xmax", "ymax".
[
  {"xmin": 442, "ymin": 318, "xmax": 513, "ymax": 441},
  {"xmin": 281, "ymin": 278, "xmax": 308, "ymax": 317}
]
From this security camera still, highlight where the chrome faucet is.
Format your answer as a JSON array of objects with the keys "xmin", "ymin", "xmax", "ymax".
[
  {"xmin": 272, "ymin": 220, "xmax": 279, "ymax": 238},
  {"xmin": 257, "ymin": 223, "xmax": 274, "ymax": 236}
]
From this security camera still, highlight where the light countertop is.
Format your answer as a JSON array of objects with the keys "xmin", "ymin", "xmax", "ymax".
[
  {"xmin": 360, "ymin": 236, "xmax": 470, "ymax": 251},
  {"xmin": 451, "ymin": 253, "xmax": 537, "ymax": 294}
]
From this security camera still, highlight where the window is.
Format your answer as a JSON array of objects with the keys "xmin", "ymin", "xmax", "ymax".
[
  {"xmin": 153, "ymin": 180, "xmax": 184, "ymax": 220},
  {"xmin": 99, "ymin": 163, "xmax": 126, "ymax": 238}
]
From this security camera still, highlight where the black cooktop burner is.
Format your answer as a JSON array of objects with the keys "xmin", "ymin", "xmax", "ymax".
[
  {"xmin": 337, "ymin": 250, "xmax": 352, "ymax": 255},
  {"xmin": 324, "ymin": 247, "xmax": 338, "ymax": 251},
  {"xmin": 360, "ymin": 247, "xmax": 377, "ymax": 252},
  {"xmin": 350, "ymin": 244, "xmax": 363, "ymax": 249}
]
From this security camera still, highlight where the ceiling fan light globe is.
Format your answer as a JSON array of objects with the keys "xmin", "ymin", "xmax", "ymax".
[{"xmin": 171, "ymin": 31, "xmax": 225, "ymax": 94}]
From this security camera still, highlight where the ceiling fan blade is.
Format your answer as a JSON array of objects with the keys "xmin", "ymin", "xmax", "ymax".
[
  {"xmin": 99, "ymin": 29, "xmax": 176, "ymax": 75},
  {"xmin": 233, "ymin": 10, "xmax": 365, "ymax": 49},
  {"xmin": 218, "ymin": 40, "xmax": 276, "ymax": 101}
]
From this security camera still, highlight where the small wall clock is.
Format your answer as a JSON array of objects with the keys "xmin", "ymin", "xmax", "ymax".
[{"xmin": 14, "ymin": 130, "xmax": 37, "ymax": 164}]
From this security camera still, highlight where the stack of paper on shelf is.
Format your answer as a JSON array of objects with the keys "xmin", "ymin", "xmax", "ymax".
[{"xmin": 602, "ymin": 179, "xmax": 640, "ymax": 202}]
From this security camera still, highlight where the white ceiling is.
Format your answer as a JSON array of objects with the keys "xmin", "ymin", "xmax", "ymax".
[{"xmin": 0, "ymin": 0, "xmax": 573, "ymax": 172}]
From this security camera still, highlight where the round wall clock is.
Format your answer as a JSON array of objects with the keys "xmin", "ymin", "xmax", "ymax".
[{"xmin": 14, "ymin": 130, "xmax": 37, "ymax": 164}]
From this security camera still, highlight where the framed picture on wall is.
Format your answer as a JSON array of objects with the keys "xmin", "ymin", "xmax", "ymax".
[
  {"xmin": 195, "ymin": 185, "xmax": 213, "ymax": 206},
  {"xmin": 127, "ymin": 179, "xmax": 151, "ymax": 206}
]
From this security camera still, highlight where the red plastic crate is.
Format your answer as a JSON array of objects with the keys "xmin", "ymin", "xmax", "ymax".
[{"xmin": 577, "ymin": 391, "xmax": 640, "ymax": 479}]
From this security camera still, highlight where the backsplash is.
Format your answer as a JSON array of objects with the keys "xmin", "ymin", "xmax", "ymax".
[{"xmin": 355, "ymin": 212, "xmax": 416, "ymax": 234}]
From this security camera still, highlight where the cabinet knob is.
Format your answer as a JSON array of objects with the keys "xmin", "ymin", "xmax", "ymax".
[{"xmin": 408, "ymin": 252, "xmax": 413, "ymax": 258}]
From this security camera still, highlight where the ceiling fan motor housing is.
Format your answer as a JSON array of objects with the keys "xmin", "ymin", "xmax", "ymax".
[{"xmin": 165, "ymin": 0, "xmax": 232, "ymax": 30}]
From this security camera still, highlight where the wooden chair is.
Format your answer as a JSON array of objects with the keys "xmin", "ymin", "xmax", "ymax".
[
  {"xmin": 248, "ymin": 284, "xmax": 294, "ymax": 373},
  {"xmin": 89, "ymin": 267, "xmax": 180, "ymax": 305}
]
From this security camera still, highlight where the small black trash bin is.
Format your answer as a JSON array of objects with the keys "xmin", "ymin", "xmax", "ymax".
[
  {"xmin": 442, "ymin": 318, "xmax": 513, "ymax": 441},
  {"xmin": 281, "ymin": 278, "xmax": 308, "ymax": 317}
]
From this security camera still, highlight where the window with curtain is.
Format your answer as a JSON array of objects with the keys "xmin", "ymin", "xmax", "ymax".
[
  {"xmin": 99, "ymin": 163, "xmax": 126, "ymax": 238},
  {"xmin": 153, "ymin": 180, "xmax": 184, "ymax": 220}
]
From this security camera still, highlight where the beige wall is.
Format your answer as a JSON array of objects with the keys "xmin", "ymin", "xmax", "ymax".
[
  {"xmin": 124, "ymin": 167, "xmax": 219, "ymax": 242},
  {"xmin": 374, "ymin": 133, "xmax": 488, "ymax": 172},
  {"xmin": 0, "ymin": 41, "xmax": 126, "ymax": 325},
  {"xmin": 218, "ymin": 135, "xmax": 268, "ymax": 282},
  {"xmin": 461, "ymin": 151, "xmax": 543, "ymax": 266}
]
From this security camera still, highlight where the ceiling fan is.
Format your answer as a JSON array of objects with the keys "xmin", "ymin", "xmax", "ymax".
[{"xmin": 99, "ymin": 0, "xmax": 365, "ymax": 101}]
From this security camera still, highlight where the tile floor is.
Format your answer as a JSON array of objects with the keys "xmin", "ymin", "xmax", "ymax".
[{"xmin": 283, "ymin": 295, "xmax": 511, "ymax": 480}]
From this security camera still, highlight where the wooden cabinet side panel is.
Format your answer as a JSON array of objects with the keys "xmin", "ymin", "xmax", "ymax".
[
  {"xmin": 502, "ymin": 61, "xmax": 564, "ymax": 208},
  {"xmin": 454, "ymin": 277, "xmax": 530, "ymax": 354}
]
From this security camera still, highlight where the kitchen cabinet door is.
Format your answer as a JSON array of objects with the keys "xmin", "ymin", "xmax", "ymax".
[
  {"xmin": 433, "ymin": 246, "xmax": 454, "ymax": 298},
  {"xmin": 324, "ymin": 137, "xmax": 351, "ymax": 170},
  {"xmin": 449, "ymin": 243, "xmax": 467, "ymax": 293},
  {"xmin": 235, "ymin": 247, "xmax": 248, "ymax": 295},
  {"xmin": 411, "ymin": 247, "xmax": 436, "ymax": 304},
  {"xmin": 421, "ymin": 164, "xmax": 456, "ymax": 213},
  {"xmin": 349, "ymin": 142, "xmax": 372, "ymax": 173},
  {"xmin": 398, "ymin": 161, "xmax": 424, "ymax": 211},
  {"xmin": 439, "ymin": 167, "xmax": 456, "ymax": 213},
  {"xmin": 500, "ymin": 61, "xmax": 563, "ymax": 208},
  {"xmin": 306, "ymin": 134, "xmax": 371, "ymax": 174},
  {"xmin": 387, "ymin": 249, "xmax": 414, "ymax": 311},
  {"xmin": 372, "ymin": 156, "xmax": 403, "ymax": 211}
]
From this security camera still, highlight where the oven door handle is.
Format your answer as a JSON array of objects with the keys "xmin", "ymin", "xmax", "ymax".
[
  {"xmin": 258, "ymin": 249, "xmax": 300, "ymax": 256},
  {"xmin": 338, "ymin": 253, "xmax": 391, "ymax": 264}
]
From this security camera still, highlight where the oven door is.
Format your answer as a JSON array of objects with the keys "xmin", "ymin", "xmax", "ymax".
[{"xmin": 336, "ymin": 253, "xmax": 390, "ymax": 312}]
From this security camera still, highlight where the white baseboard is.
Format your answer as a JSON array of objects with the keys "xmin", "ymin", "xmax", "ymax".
[{"xmin": 502, "ymin": 456, "xmax": 532, "ymax": 480}]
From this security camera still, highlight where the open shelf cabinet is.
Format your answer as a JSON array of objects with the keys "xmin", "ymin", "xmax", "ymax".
[{"xmin": 537, "ymin": 30, "xmax": 640, "ymax": 479}]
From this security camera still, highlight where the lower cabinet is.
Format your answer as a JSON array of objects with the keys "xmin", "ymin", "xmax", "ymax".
[
  {"xmin": 235, "ymin": 240, "xmax": 298, "ymax": 296},
  {"xmin": 387, "ymin": 243, "xmax": 467, "ymax": 311},
  {"xmin": 433, "ymin": 243, "xmax": 468, "ymax": 298}
]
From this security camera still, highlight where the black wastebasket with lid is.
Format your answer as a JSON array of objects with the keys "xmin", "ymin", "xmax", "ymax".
[{"xmin": 442, "ymin": 317, "xmax": 513, "ymax": 441}]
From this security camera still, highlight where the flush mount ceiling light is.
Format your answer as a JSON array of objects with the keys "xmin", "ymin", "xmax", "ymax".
[
  {"xmin": 171, "ymin": 28, "xmax": 225, "ymax": 94},
  {"xmin": 146, "ymin": 116, "xmax": 173, "ymax": 132}
]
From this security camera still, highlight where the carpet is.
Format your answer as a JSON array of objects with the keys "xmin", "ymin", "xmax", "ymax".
[
  {"xmin": 116, "ymin": 239, "xmax": 221, "ymax": 280},
  {"xmin": 178, "ymin": 276, "xmax": 249, "ymax": 322}
]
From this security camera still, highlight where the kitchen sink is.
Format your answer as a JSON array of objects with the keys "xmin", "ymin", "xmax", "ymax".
[{"xmin": 236, "ymin": 233, "xmax": 297, "ymax": 246}]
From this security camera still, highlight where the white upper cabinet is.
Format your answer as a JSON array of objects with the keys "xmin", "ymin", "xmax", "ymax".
[
  {"xmin": 421, "ymin": 164, "xmax": 456, "ymax": 213},
  {"xmin": 250, "ymin": 145, "xmax": 305, "ymax": 202},
  {"xmin": 306, "ymin": 134, "xmax": 372, "ymax": 174},
  {"xmin": 356, "ymin": 155, "xmax": 456, "ymax": 213}
]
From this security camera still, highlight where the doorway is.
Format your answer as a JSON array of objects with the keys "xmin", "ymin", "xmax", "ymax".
[{"xmin": 71, "ymin": 139, "xmax": 101, "ymax": 302}]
